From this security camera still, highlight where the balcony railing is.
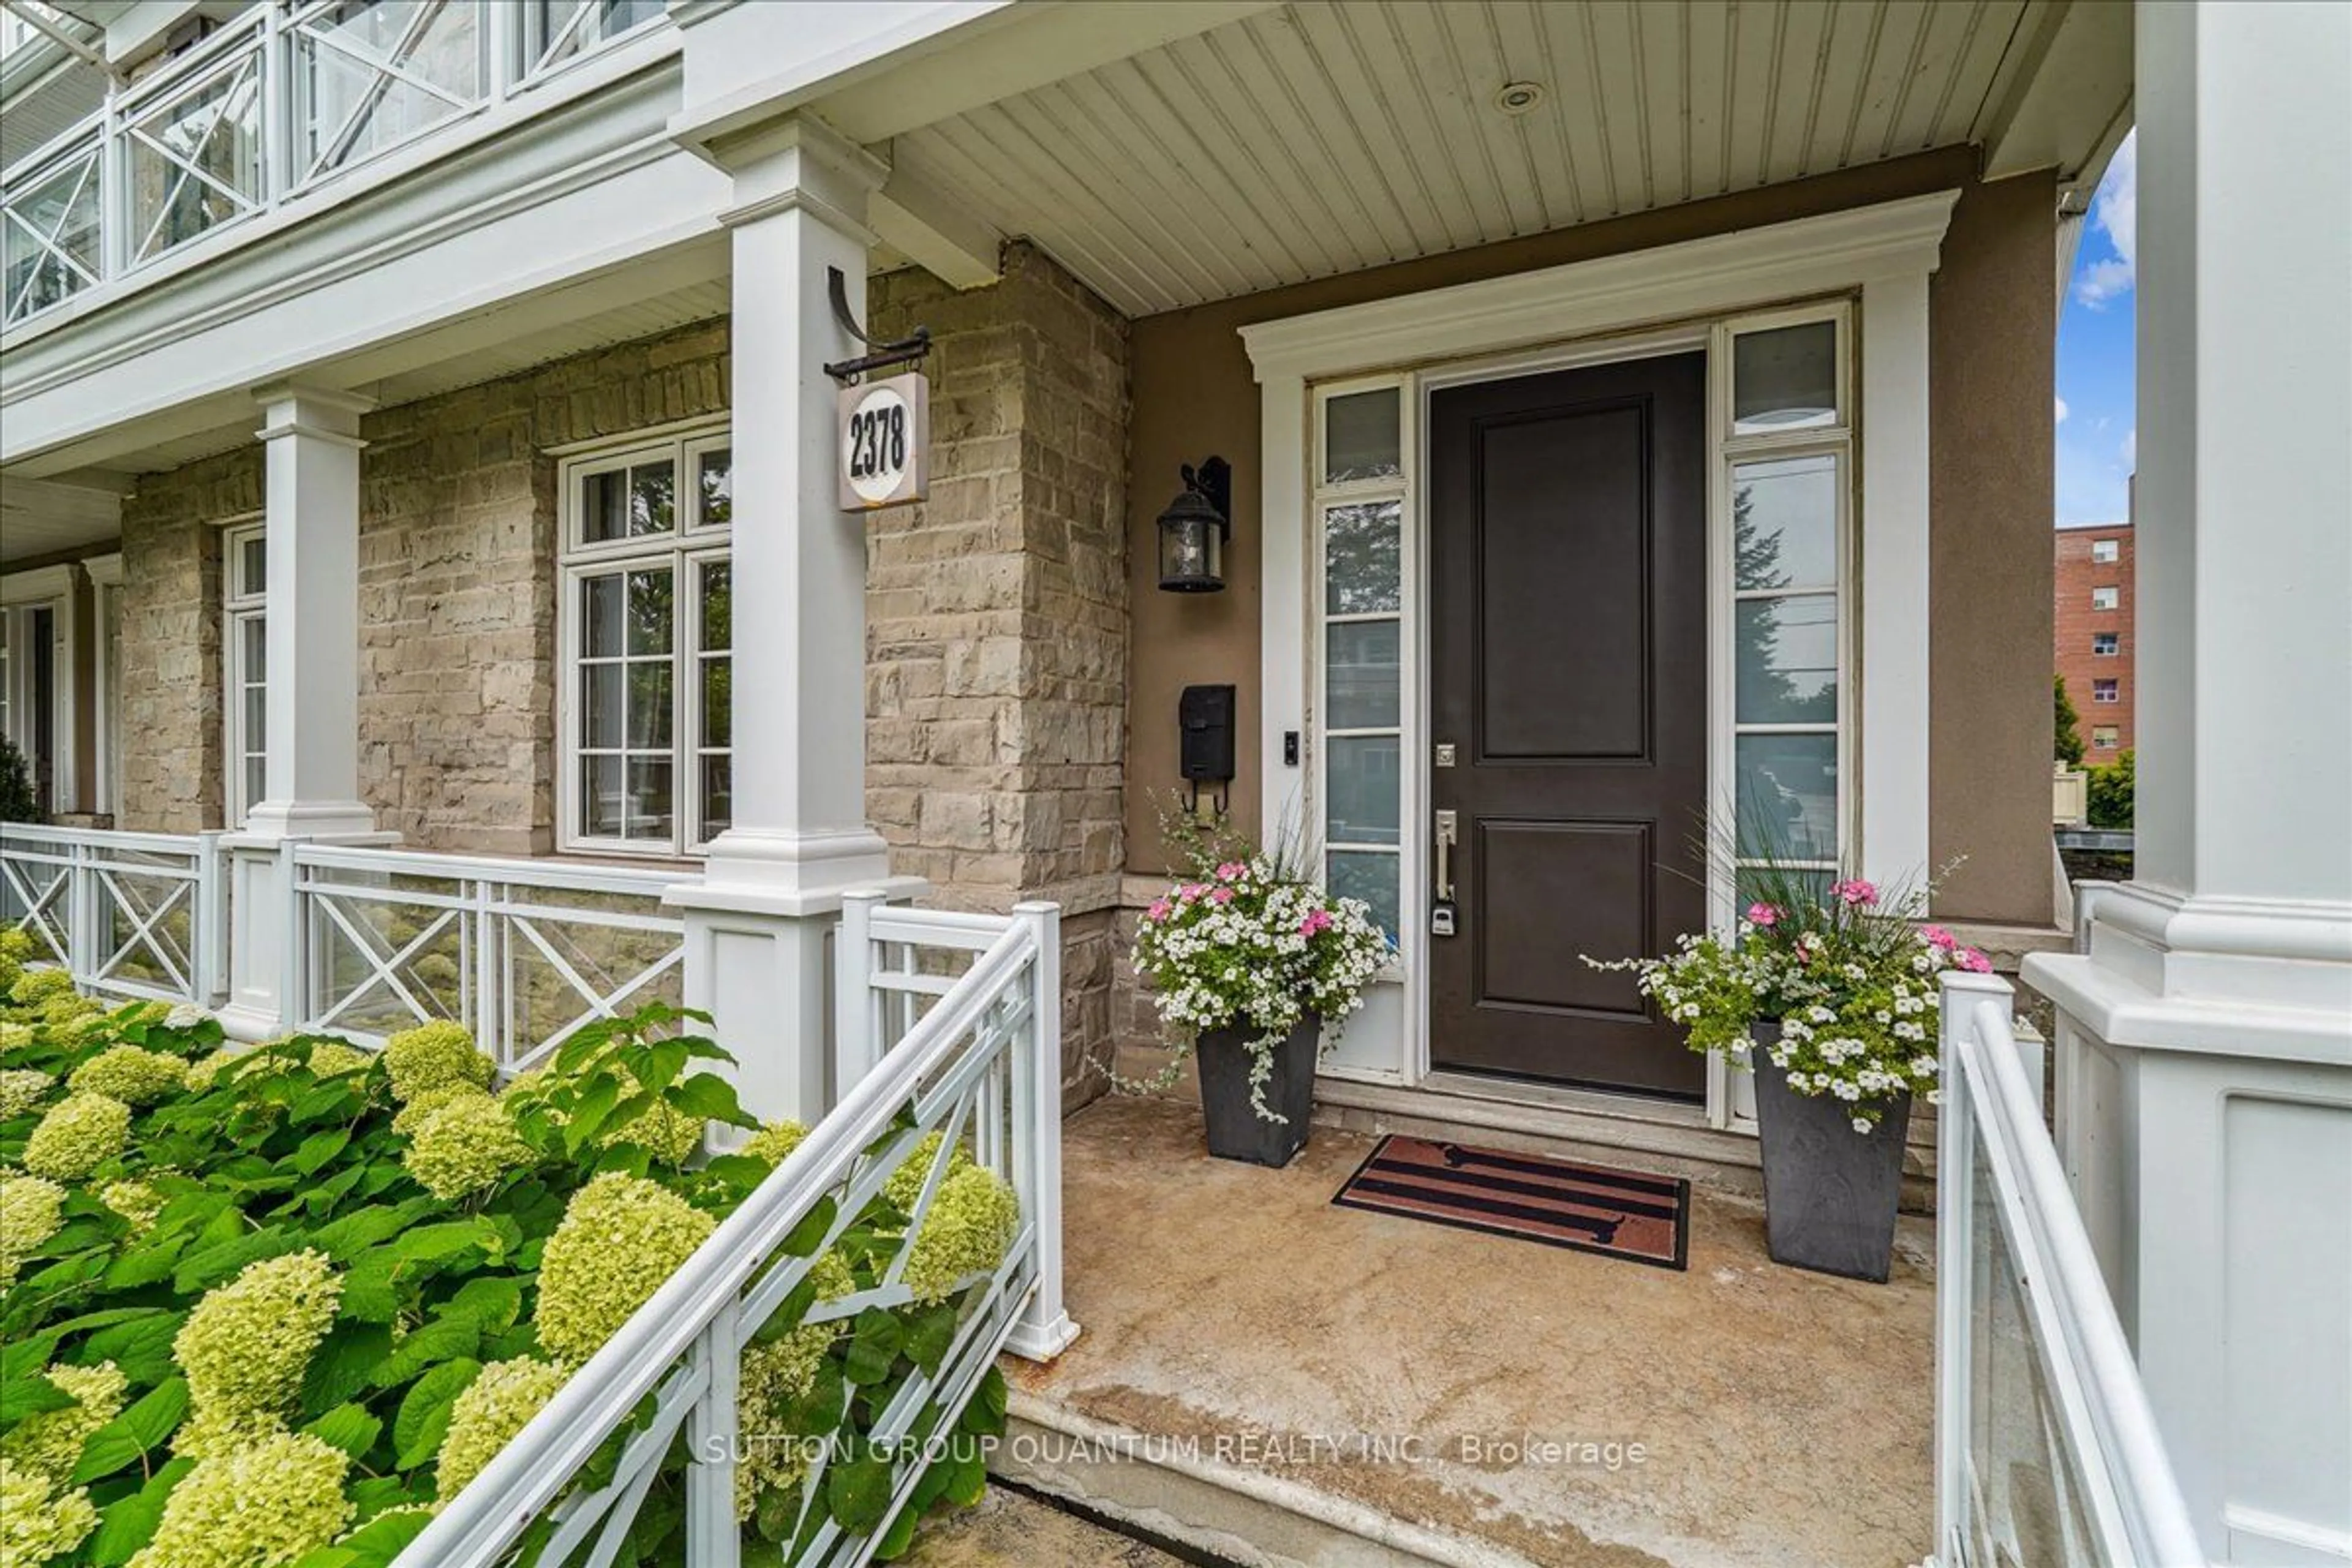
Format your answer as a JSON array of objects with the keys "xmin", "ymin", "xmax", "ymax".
[
  {"xmin": 1934, "ymin": 973, "xmax": 2207, "ymax": 1567},
  {"xmin": 0, "ymin": 823, "xmax": 224, "ymax": 1005},
  {"xmin": 0, "ymin": 0, "xmax": 668, "ymax": 328}
]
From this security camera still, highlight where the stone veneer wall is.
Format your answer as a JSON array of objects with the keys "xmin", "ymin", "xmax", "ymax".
[
  {"xmin": 869, "ymin": 245, "xmax": 1131, "ymax": 1110},
  {"xmin": 115, "ymin": 318, "xmax": 731, "ymax": 850}
]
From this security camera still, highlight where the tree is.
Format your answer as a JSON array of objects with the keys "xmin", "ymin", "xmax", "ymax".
[
  {"xmin": 2053, "ymin": 675, "xmax": 2086, "ymax": 767},
  {"xmin": 0, "ymin": 737, "xmax": 37, "ymax": 824},
  {"xmin": 2087, "ymin": 749, "xmax": 2135, "ymax": 828}
]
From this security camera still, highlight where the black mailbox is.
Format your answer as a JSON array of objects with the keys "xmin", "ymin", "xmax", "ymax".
[{"xmin": 1179, "ymin": 684, "xmax": 1237, "ymax": 786}]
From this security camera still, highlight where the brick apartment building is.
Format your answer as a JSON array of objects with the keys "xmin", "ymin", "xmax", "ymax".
[{"xmin": 2056, "ymin": 521, "xmax": 2136, "ymax": 756}]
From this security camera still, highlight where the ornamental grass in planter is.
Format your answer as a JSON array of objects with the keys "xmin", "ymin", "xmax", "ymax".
[
  {"xmin": 1588, "ymin": 861, "xmax": 1990, "ymax": 1281},
  {"xmin": 1129, "ymin": 821, "xmax": 1390, "ymax": 1168},
  {"xmin": 0, "ymin": 929, "xmax": 1014, "ymax": 1568}
]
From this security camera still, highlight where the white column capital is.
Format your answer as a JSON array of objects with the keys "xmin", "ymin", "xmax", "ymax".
[
  {"xmin": 712, "ymin": 113, "xmax": 888, "ymax": 242},
  {"xmin": 251, "ymin": 383, "xmax": 377, "ymax": 442}
]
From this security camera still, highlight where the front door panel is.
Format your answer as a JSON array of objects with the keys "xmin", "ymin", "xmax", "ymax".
[{"xmin": 1427, "ymin": 353, "xmax": 1708, "ymax": 1098}]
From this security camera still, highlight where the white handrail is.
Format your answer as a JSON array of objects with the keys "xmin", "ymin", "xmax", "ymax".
[
  {"xmin": 1936, "ymin": 973, "xmax": 2207, "ymax": 1568},
  {"xmin": 402, "ymin": 913, "xmax": 1050, "ymax": 1567}
]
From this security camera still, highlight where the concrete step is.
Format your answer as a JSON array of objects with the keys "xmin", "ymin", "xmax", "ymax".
[
  {"xmin": 993, "ymin": 1395, "xmax": 1553, "ymax": 1568},
  {"xmin": 902, "ymin": 1485, "xmax": 1196, "ymax": 1567}
]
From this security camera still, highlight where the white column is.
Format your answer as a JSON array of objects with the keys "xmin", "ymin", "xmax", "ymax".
[
  {"xmin": 667, "ymin": 115, "xmax": 923, "ymax": 1123},
  {"xmin": 2024, "ymin": 6, "xmax": 2352, "ymax": 1561},
  {"xmin": 218, "ymin": 384, "xmax": 393, "ymax": 1041}
]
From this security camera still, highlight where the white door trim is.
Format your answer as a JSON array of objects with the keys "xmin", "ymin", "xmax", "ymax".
[{"xmin": 1244, "ymin": 190, "xmax": 1954, "ymax": 1118}]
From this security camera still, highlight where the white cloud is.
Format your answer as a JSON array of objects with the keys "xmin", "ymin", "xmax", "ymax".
[
  {"xmin": 2056, "ymin": 396, "xmax": 2070, "ymax": 424},
  {"xmin": 2073, "ymin": 130, "xmax": 2137, "ymax": 309},
  {"xmin": 2121, "ymin": 429, "xmax": 2136, "ymax": 470}
]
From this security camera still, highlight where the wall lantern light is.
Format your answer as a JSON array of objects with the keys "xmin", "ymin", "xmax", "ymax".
[{"xmin": 1156, "ymin": 456, "xmax": 1233, "ymax": 593}]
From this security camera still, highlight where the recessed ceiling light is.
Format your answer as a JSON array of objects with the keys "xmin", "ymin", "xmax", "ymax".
[{"xmin": 1494, "ymin": 81, "xmax": 1546, "ymax": 116}]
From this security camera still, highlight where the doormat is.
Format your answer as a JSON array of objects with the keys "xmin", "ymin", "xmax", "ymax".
[{"xmin": 1332, "ymin": 1136, "xmax": 1690, "ymax": 1270}]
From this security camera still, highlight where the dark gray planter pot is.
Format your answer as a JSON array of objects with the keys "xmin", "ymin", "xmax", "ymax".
[
  {"xmin": 1749, "ymin": 1020, "xmax": 1912, "ymax": 1282},
  {"xmin": 1195, "ymin": 1014, "xmax": 1320, "ymax": 1167}
]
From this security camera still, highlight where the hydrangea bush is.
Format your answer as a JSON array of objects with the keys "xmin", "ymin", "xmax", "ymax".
[
  {"xmin": 1130, "ymin": 822, "xmax": 1391, "ymax": 1120},
  {"xmin": 0, "ymin": 929, "xmax": 1018, "ymax": 1567},
  {"xmin": 1586, "ymin": 865, "xmax": 1989, "ymax": 1133}
]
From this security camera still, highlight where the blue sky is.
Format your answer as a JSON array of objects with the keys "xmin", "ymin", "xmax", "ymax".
[{"xmin": 2055, "ymin": 130, "xmax": 2136, "ymax": 530}]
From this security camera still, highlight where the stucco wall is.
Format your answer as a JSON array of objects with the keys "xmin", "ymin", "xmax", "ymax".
[{"xmin": 1123, "ymin": 147, "xmax": 2059, "ymax": 925}]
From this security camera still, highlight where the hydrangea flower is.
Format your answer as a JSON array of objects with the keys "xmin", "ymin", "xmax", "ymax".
[
  {"xmin": 23, "ymin": 1091, "xmax": 131, "ymax": 1181},
  {"xmin": 69, "ymin": 1044, "xmax": 190, "ymax": 1106},
  {"xmin": 173, "ymin": 1251, "xmax": 344, "ymax": 1454},
  {"xmin": 534, "ymin": 1172, "xmax": 715, "ymax": 1362},
  {"xmin": 880, "ymin": 1129, "xmax": 973, "ymax": 1213},
  {"xmin": 0, "ymin": 1066, "xmax": 53, "ymax": 1119},
  {"xmin": 182, "ymin": 1042, "xmax": 259, "ymax": 1091},
  {"xmin": 391, "ymin": 1080, "xmax": 492, "ymax": 1137},
  {"xmin": 100, "ymin": 1178, "xmax": 168, "ymax": 1233},
  {"xmin": 128, "ymin": 1430, "xmax": 353, "ymax": 1568},
  {"xmin": 382, "ymin": 1020, "xmax": 494, "ymax": 1102},
  {"xmin": 734, "ymin": 1252, "xmax": 855, "ymax": 1519},
  {"xmin": 0, "ymin": 1174, "xmax": 67, "ymax": 1287},
  {"xmin": 0, "ymin": 1457, "xmax": 97, "ymax": 1566},
  {"xmin": 0, "ymin": 1021, "xmax": 34, "ymax": 1061},
  {"xmin": 0, "ymin": 1360, "xmax": 127, "ymax": 1480},
  {"xmin": 741, "ymin": 1118, "xmax": 810, "ymax": 1167},
  {"xmin": 435, "ymin": 1357, "xmax": 570, "ymax": 1501},
  {"xmin": 902, "ymin": 1163, "xmax": 1019, "ymax": 1304},
  {"xmin": 402, "ymin": 1093, "xmax": 532, "ymax": 1200},
  {"xmin": 164, "ymin": 1002, "xmax": 211, "ymax": 1030},
  {"xmin": 7, "ymin": 968, "xmax": 77, "ymax": 1007},
  {"xmin": 305, "ymin": 1041, "xmax": 375, "ymax": 1079}
]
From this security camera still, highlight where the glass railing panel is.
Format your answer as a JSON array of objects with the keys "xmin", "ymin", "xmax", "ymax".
[
  {"xmin": 1, "ymin": 130, "xmax": 102, "ymax": 324},
  {"xmin": 123, "ymin": 34, "xmax": 266, "ymax": 265},
  {"xmin": 288, "ymin": 0, "xmax": 487, "ymax": 189}
]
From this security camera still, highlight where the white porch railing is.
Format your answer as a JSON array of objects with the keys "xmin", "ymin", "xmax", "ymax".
[
  {"xmin": 0, "ymin": 822, "xmax": 224, "ymax": 1005},
  {"xmin": 396, "ymin": 899, "xmax": 1074, "ymax": 1568},
  {"xmin": 284, "ymin": 841, "xmax": 686, "ymax": 1073},
  {"xmin": 1, "ymin": 0, "xmax": 666, "ymax": 326},
  {"xmin": 1934, "ymin": 972, "xmax": 2206, "ymax": 1568}
]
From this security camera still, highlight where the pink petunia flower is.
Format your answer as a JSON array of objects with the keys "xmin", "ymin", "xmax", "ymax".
[
  {"xmin": 1298, "ymin": 909, "xmax": 1333, "ymax": 937},
  {"xmin": 1746, "ymin": 902, "xmax": 1781, "ymax": 927},
  {"xmin": 1178, "ymin": 883, "xmax": 1207, "ymax": 902},
  {"xmin": 1833, "ymin": 879, "xmax": 1880, "ymax": 907},
  {"xmin": 1958, "ymin": 948, "xmax": 1993, "ymax": 974},
  {"xmin": 1209, "ymin": 886, "xmax": 1235, "ymax": 904},
  {"xmin": 1147, "ymin": 899, "xmax": 1172, "ymax": 923},
  {"xmin": 1216, "ymin": 861, "xmax": 1246, "ymax": 882},
  {"xmin": 1920, "ymin": 924, "xmax": 1958, "ymax": 950}
]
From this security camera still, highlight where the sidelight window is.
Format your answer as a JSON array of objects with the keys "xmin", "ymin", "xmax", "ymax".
[
  {"xmin": 559, "ymin": 426, "xmax": 732, "ymax": 856},
  {"xmin": 1722, "ymin": 306, "xmax": 1852, "ymax": 898},
  {"xmin": 1313, "ymin": 380, "xmax": 1408, "ymax": 941},
  {"xmin": 222, "ymin": 519, "xmax": 268, "ymax": 823}
]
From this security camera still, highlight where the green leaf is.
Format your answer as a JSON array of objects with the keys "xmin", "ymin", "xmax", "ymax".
[
  {"xmin": 825, "ymin": 1451, "xmax": 894, "ymax": 1534},
  {"xmin": 102, "ymin": 1234, "xmax": 188, "ymax": 1290},
  {"xmin": 286, "ymin": 1128, "xmax": 352, "ymax": 1177},
  {"xmin": 447, "ymin": 1275, "xmax": 525, "ymax": 1336},
  {"xmin": 173, "ymin": 1226, "xmax": 295, "ymax": 1294},
  {"xmin": 71, "ymin": 1377, "xmax": 188, "ymax": 1485},
  {"xmin": 0, "ymin": 1373, "xmax": 76, "ymax": 1431},
  {"xmin": 393, "ymin": 1358, "xmax": 481, "ymax": 1470},
  {"xmin": 339, "ymin": 1254, "xmax": 403, "ymax": 1324},
  {"xmin": 666, "ymin": 1072, "xmax": 755, "ymax": 1128},
  {"xmin": 942, "ymin": 1445, "xmax": 987, "ymax": 1506},
  {"xmin": 307, "ymin": 1203, "xmax": 425, "ymax": 1261},
  {"xmin": 302, "ymin": 1324, "xmax": 393, "ymax": 1414},
  {"xmin": 303, "ymin": 1401, "xmax": 382, "ymax": 1461},
  {"xmin": 320, "ymin": 1505, "xmax": 434, "ymax": 1566},
  {"xmin": 843, "ymin": 1308, "xmax": 904, "ymax": 1387},
  {"xmin": 959, "ymin": 1366, "xmax": 1008, "ymax": 1437},
  {"xmin": 635, "ymin": 1039, "xmax": 690, "ymax": 1095},
  {"xmin": 875, "ymin": 1501, "xmax": 922, "ymax": 1560},
  {"xmin": 388, "ymin": 1219, "xmax": 496, "ymax": 1265},
  {"xmin": 83, "ymin": 1311, "xmax": 186, "ymax": 1387},
  {"xmin": 370, "ymin": 1311, "xmax": 480, "ymax": 1389},
  {"xmin": 779, "ymin": 1197, "xmax": 837, "ymax": 1259},
  {"xmin": 900, "ymin": 1303, "xmax": 959, "ymax": 1377},
  {"xmin": 560, "ymin": 1076, "xmax": 620, "ymax": 1158},
  {"xmin": 88, "ymin": 1455, "xmax": 194, "ymax": 1566}
]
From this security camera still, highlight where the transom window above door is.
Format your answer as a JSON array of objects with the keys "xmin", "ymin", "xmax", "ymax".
[{"xmin": 559, "ymin": 426, "xmax": 732, "ymax": 857}]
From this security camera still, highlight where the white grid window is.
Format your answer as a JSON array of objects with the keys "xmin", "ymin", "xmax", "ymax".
[
  {"xmin": 1313, "ymin": 380, "xmax": 1409, "ymax": 941},
  {"xmin": 2091, "ymin": 585, "xmax": 2120, "ymax": 611},
  {"xmin": 2091, "ymin": 539, "xmax": 2120, "ymax": 563},
  {"xmin": 1721, "ymin": 306, "xmax": 1853, "ymax": 899},
  {"xmin": 560, "ymin": 428, "xmax": 731, "ymax": 856},
  {"xmin": 2092, "ymin": 726, "xmax": 2119, "ymax": 750},
  {"xmin": 222, "ymin": 520, "xmax": 268, "ymax": 823},
  {"xmin": 2092, "ymin": 631, "xmax": 2119, "ymax": 656},
  {"xmin": 2092, "ymin": 679, "xmax": 2120, "ymax": 704}
]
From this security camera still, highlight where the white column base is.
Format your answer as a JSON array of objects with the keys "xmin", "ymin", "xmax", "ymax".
[
  {"xmin": 2024, "ymin": 886, "xmax": 2352, "ymax": 1563},
  {"xmin": 1003, "ymin": 1311, "xmax": 1082, "ymax": 1363},
  {"xmin": 667, "ymin": 863, "xmax": 927, "ymax": 1126},
  {"xmin": 214, "ymin": 825, "xmax": 399, "ymax": 1040}
]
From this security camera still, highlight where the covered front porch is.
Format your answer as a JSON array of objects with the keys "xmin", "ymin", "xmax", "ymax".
[{"xmin": 1008, "ymin": 1093, "xmax": 1935, "ymax": 1568}]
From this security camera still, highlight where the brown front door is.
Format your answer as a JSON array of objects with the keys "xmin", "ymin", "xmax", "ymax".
[{"xmin": 1427, "ymin": 353, "xmax": 1708, "ymax": 1099}]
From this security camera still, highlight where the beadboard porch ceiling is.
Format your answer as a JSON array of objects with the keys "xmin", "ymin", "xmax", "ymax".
[{"xmin": 886, "ymin": 0, "xmax": 2123, "ymax": 319}]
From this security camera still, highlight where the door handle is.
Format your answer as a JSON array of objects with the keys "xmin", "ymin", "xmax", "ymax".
[{"xmin": 1433, "ymin": 810, "xmax": 1458, "ymax": 902}]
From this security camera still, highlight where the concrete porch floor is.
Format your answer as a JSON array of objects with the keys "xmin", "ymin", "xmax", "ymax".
[{"xmin": 998, "ymin": 1096, "xmax": 1936, "ymax": 1568}]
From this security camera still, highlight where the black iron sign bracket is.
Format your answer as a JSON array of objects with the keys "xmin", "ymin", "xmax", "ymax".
[{"xmin": 822, "ymin": 266, "xmax": 932, "ymax": 383}]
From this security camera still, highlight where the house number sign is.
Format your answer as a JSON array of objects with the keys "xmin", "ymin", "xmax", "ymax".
[{"xmin": 837, "ymin": 372, "xmax": 929, "ymax": 510}]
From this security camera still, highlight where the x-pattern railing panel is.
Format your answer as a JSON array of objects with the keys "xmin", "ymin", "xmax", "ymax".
[
  {"xmin": 288, "ymin": 0, "xmax": 486, "ymax": 188},
  {"xmin": 2, "ymin": 133, "xmax": 103, "ymax": 324},
  {"xmin": 124, "ymin": 34, "xmax": 266, "ymax": 263},
  {"xmin": 0, "ymin": 827, "xmax": 217, "ymax": 1006}
]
